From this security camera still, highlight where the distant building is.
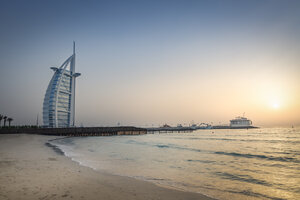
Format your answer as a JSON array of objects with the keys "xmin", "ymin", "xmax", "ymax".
[
  {"xmin": 43, "ymin": 42, "xmax": 81, "ymax": 128},
  {"xmin": 161, "ymin": 124, "xmax": 171, "ymax": 128},
  {"xmin": 230, "ymin": 116, "xmax": 252, "ymax": 128}
]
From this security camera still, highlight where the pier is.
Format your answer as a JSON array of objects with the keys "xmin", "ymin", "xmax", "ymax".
[
  {"xmin": 0, "ymin": 126, "xmax": 147, "ymax": 136},
  {"xmin": 0, "ymin": 125, "xmax": 259, "ymax": 136}
]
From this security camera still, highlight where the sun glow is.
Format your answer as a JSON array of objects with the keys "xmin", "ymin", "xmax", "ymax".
[{"xmin": 272, "ymin": 103, "xmax": 279, "ymax": 109}]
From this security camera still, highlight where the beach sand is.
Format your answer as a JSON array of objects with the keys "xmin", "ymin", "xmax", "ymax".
[{"xmin": 0, "ymin": 134, "xmax": 214, "ymax": 200}]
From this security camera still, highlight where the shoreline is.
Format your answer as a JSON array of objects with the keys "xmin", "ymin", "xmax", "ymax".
[
  {"xmin": 46, "ymin": 137, "xmax": 207, "ymax": 195},
  {"xmin": 0, "ymin": 134, "xmax": 215, "ymax": 200}
]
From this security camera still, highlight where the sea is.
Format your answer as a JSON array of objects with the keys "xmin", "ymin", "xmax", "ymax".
[{"xmin": 50, "ymin": 128, "xmax": 300, "ymax": 200}]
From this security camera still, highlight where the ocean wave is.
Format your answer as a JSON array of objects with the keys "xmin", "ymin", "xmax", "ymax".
[
  {"xmin": 173, "ymin": 137, "xmax": 300, "ymax": 144},
  {"xmin": 155, "ymin": 144, "xmax": 169, "ymax": 148},
  {"xmin": 214, "ymin": 151, "xmax": 300, "ymax": 163},
  {"xmin": 45, "ymin": 142, "xmax": 65, "ymax": 155},
  {"xmin": 187, "ymin": 159, "xmax": 216, "ymax": 164},
  {"xmin": 127, "ymin": 140, "xmax": 204, "ymax": 152},
  {"xmin": 225, "ymin": 189, "xmax": 286, "ymax": 200},
  {"xmin": 215, "ymin": 172, "xmax": 272, "ymax": 186}
]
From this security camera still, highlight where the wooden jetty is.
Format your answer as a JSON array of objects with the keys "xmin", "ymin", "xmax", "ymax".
[{"xmin": 0, "ymin": 126, "xmax": 147, "ymax": 136}]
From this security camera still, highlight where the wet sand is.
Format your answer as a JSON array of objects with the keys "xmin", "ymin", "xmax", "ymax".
[{"xmin": 0, "ymin": 134, "xmax": 215, "ymax": 200}]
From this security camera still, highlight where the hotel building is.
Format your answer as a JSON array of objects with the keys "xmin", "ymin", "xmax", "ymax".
[{"xmin": 43, "ymin": 42, "xmax": 81, "ymax": 127}]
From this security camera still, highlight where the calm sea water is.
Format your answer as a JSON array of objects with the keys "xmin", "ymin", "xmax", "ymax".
[{"xmin": 51, "ymin": 128, "xmax": 300, "ymax": 200}]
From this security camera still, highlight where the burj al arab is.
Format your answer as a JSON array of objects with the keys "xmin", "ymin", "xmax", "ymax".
[{"xmin": 43, "ymin": 42, "xmax": 81, "ymax": 128}]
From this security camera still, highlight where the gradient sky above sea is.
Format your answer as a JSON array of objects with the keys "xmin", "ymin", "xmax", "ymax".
[{"xmin": 0, "ymin": 0, "xmax": 299, "ymax": 127}]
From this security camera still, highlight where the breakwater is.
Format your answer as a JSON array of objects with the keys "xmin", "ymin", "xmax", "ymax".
[
  {"xmin": 212, "ymin": 125, "xmax": 258, "ymax": 129},
  {"xmin": 146, "ymin": 127, "xmax": 194, "ymax": 133},
  {"xmin": 0, "ymin": 126, "xmax": 147, "ymax": 136}
]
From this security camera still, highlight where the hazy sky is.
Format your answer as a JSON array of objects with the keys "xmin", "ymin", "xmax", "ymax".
[{"xmin": 0, "ymin": 0, "xmax": 299, "ymax": 127}]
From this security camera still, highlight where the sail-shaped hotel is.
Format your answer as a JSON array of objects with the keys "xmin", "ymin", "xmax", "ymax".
[{"xmin": 43, "ymin": 42, "xmax": 81, "ymax": 128}]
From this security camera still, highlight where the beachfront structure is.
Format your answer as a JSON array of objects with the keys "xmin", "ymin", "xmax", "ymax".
[
  {"xmin": 43, "ymin": 42, "xmax": 81, "ymax": 128},
  {"xmin": 230, "ymin": 116, "xmax": 252, "ymax": 128}
]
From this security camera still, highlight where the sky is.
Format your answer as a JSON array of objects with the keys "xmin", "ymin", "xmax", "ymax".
[{"xmin": 0, "ymin": 0, "xmax": 299, "ymax": 127}]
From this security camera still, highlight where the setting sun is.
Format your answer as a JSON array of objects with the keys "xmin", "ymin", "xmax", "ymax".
[{"xmin": 272, "ymin": 103, "xmax": 280, "ymax": 109}]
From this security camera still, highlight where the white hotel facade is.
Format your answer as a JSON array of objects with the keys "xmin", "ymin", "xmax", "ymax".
[{"xmin": 43, "ymin": 43, "xmax": 81, "ymax": 128}]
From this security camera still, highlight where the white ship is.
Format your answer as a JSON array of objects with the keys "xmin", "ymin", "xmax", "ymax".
[{"xmin": 230, "ymin": 116, "xmax": 253, "ymax": 128}]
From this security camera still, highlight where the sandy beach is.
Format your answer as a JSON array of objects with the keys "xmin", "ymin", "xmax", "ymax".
[{"xmin": 0, "ymin": 134, "xmax": 214, "ymax": 200}]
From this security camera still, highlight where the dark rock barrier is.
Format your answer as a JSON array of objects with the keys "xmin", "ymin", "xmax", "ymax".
[{"xmin": 0, "ymin": 126, "xmax": 147, "ymax": 136}]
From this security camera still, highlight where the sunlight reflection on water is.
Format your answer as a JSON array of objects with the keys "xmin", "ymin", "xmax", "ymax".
[{"xmin": 52, "ymin": 128, "xmax": 300, "ymax": 200}]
